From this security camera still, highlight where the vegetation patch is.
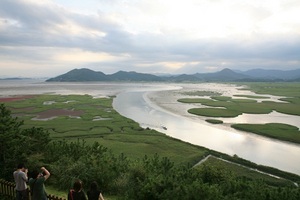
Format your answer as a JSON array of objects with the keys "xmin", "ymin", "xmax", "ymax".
[
  {"xmin": 238, "ymin": 82, "xmax": 300, "ymax": 98},
  {"xmin": 231, "ymin": 123, "xmax": 300, "ymax": 144},
  {"xmin": 33, "ymin": 109, "xmax": 84, "ymax": 119},
  {"xmin": 180, "ymin": 91, "xmax": 221, "ymax": 96},
  {"xmin": 230, "ymin": 99, "xmax": 257, "ymax": 103},
  {"xmin": 0, "ymin": 95, "xmax": 36, "ymax": 102},
  {"xmin": 211, "ymin": 96, "xmax": 232, "ymax": 101},
  {"xmin": 205, "ymin": 119, "xmax": 223, "ymax": 124},
  {"xmin": 262, "ymin": 101, "xmax": 300, "ymax": 116},
  {"xmin": 177, "ymin": 98, "xmax": 211, "ymax": 104},
  {"xmin": 188, "ymin": 107, "xmax": 242, "ymax": 117},
  {"xmin": 233, "ymin": 94, "xmax": 270, "ymax": 99}
]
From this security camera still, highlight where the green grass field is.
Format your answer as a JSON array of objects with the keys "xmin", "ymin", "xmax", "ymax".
[
  {"xmin": 232, "ymin": 123, "xmax": 300, "ymax": 144},
  {"xmin": 4, "ymin": 94, "xmax": 207, "ymax": 165}
]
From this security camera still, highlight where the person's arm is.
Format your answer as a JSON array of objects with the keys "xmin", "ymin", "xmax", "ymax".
[
  {"xmin": 41, "ymin": 167, "xmax": 50, "ymax": 180},
  {"xmin": 24, "ymin": 168, "xmax": 28, "ymax": 182},
  {"xmin": 99, "ymin": 192, "xmax": 105, "ymax": 200}
]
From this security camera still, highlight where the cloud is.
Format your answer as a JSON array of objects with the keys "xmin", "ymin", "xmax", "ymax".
[{"xmin": 0, "ymin": 0, "xmax": 299, "ymax": 77}]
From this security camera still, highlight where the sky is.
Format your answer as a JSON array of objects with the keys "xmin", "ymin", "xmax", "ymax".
[{"xmin": 0, "ymin": 0, "xmax": 300, "ymax": 77}]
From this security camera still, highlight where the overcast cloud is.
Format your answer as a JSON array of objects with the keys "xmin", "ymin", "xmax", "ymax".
[{"xmin": 0, "ymin": 0, "xmax": 299, "ymax": 77}]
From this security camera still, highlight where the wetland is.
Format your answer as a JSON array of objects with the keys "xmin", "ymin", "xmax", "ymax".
[{"xmin": 1, "ymin": 80, "xmax": 300, "ymax": 176}]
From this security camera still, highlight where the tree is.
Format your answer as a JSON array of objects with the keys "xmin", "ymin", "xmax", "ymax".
[{"xmin": 0, "ymin": 104, "xmax": 50, "ymax": 180}]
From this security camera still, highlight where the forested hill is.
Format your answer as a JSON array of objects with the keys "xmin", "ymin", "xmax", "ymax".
[{"xmin": 45, "ymin": 68, "xmax": 300, "ymax": 82}]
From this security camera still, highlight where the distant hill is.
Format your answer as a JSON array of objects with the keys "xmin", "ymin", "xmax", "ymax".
[
  {"xmin": 193, "ymin": 68, "xmax": 250, "ymax": 81},
  {"xmin": 46, "ymin": 68, "xmax": 300, "ymax": 82},
  {"xmin": 108, "ymin": 71, "xmax": 162, "ymax": 81},
  {"xmin": 238, "ymin": 68, "xmax": 300, "ymax": 81},
  {"xmin": 0, "ymin": 77, "xmax": 32, "ymax": 80},
  {"xmin": 46, "ymin": 68, "xmax": 109, "ymax": 82}
]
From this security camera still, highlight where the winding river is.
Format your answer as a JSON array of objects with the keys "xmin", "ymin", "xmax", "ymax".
[
  {"xmin": 1, "ymin": 80, "xmax": 300, "ymax": 175},
  {"xmin": 112, "ymin": 83, "xmax": 300, "ymax": 175}
]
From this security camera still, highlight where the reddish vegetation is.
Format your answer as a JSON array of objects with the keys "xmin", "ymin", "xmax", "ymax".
[
  {"xmin": 1, "ymin": 96, "xmax": 84, "ymax": 119},
  {"xmin": 0, "ymin": 95, "xmax": 35, "ymax": 102}
]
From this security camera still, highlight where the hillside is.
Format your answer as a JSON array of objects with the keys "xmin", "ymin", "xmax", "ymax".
[{"xmin": 46, "ymin": 68, "xmax": 300, "ymax": 82}]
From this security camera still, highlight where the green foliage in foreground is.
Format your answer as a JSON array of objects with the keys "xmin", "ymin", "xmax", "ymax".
[
  {"xmin": 0, "ymin": 104, "xmax": 50, "ymax": 179},
  {"xmin": 201, "ymin": 156, "xmax": 295, "ymax": 187},
  {"xmin": 232, "ymin": 123, "xmax": 300, "ymax": 144}
]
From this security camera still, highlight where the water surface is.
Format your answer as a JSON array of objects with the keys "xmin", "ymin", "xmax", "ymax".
[{"xmin": 113, "ymin": 83, "xmax": 300, "ymax": 175}]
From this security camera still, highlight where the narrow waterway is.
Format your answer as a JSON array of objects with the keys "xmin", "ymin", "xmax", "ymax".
[{"xmin": 113, "ymin": 86, "xmax": 300, "ymax": 176}]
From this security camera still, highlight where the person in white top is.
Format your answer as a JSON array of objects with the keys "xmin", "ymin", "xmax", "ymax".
[{"xmin": 13, "ymin": 163, "xmax": 29, "ymax": 200}]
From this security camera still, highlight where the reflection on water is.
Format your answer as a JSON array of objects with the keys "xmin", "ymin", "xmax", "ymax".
[
  {"xmin": 219, "ymin": 111, "xmax": 300, "ymax": 129},
  {"xmin": 1, "ymin": 80, "xmax": 300, "ymax": 175},
  {"xmin": 113, "ymin": 84, "xmax": 300, "ymax": 175}
]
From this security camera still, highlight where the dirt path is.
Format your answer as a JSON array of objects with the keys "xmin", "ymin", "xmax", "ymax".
[{"xmin": 194, "ymin": 155, "xmax": 298, "ymax": 187}]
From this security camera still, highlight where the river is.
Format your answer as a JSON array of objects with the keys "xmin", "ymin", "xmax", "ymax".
[
  {"xmin": 1, "ymin": 80, "xmax": 300, "ymax": 175},
  {"xmin": 113, "ymin": 83, "xmax": 300, "ymax": 175}
]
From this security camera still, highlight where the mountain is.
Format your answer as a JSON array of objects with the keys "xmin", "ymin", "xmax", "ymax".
[
  {"xmin": 238, "ymin": 68, "xmax": 300, "ymax": 81},
  {"xmin": 46, "ymin": 68, "xmax": 162, "ymax": 82},
  {"xmin": 193, "ymin": 68, "xmax": 250, "ymax": 81},
  {"xmin": 165, "ymin": 74, "xmax": 200, "ymax": 82},
  {"xmin": 109, "ymin": 71, "xmax": 162, "ymax": 81},
  {"xmin": 46, "ymin": 68, "xmax": 109, "ymax": 82},
  {"xmin": 46, "ymin": 68, "xmax": 300, "ymax": 82}
]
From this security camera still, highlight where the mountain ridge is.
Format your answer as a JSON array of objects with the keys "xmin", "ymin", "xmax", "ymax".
[{"xmin": 46, "ymin": 68, "xmax": 300, "ymax": 82}]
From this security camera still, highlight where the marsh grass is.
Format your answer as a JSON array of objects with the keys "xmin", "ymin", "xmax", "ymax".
[
  {"xmin": 239, "ymin": 82, "xmax": 300, "ymax": 98},
  {"xmin": 232, "ymin": 123, "xmax": 300, "ymax": 144},
  {"xmin": 205, "ymin": 119, "xmax": 223, "ymax": 124},
  {"xmin": 4, "ymin": 94, "xmax": 207, "ymax": 165},
  {"xmin": 189, "ymin": 107, "xmax": 241, "ymax": 117},
  {"xmin": 180, "ymin": 91, "xmax": 221, "ymax": 96},
  {"xmin": 178, "ymin": 82, "xmax": 300, "ymax": 144},
  {"xmin": 233, "ymin": 94, "xmax": 270, "ymax": 99}
]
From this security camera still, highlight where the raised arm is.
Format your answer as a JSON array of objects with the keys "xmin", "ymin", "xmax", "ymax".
[
  {"xmin": 41, "ymin": 167, "xmax": 50, "ymax": 180},
  {"xmin": 99, "ymin": 192, "xmax": 105, "ymax": 200}
]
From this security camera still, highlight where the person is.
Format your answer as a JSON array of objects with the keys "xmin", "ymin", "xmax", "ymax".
[
  {"xmin": 13, "ymin": 163, "xmax": 29, "ymax": 200},
  {"xmin": 87, "ymin": 181, "xmax": 104, "ymax": 200},
  {"xmin": 68, "ymin": 179, "xmax": 87, "ymax": 200},
  {"xmin": 28, "ymin": 167, "xmax": 50, "ymax": 200}
]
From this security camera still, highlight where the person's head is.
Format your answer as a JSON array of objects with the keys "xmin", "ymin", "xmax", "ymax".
[
  {"xmin": 17, "ymin": 163, "xmax": 26, "ymax": 171},
  {"xmin": 73, "ymin": 179, "xmax": 83, "ymax": 192},
  {"xmin": 90, "ymin": 181, "xmax": 98, "ymax": 191},
  {"xmin": 31, "ymin": 169, "xmax": 43, "ymax": 179}
]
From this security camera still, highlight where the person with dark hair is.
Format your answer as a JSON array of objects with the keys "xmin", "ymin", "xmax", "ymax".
[
  {"xmin": 68, "ymin": 179, "xmax": 87, "ymax": 200},
  {"xmin": 13, "ymin": 163, "xmax": 29, "ymax": 200},
  {"xmin": 28, "ymin": 167, "xmax": 50, "ymax": 200},
  {"xmin": 87, "ymin": 181, "xmax": 105, "ymax": 200}
]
